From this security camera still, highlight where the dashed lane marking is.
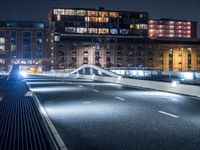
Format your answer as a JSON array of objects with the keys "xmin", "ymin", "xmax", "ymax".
[
  {"xmin": 115, "ymin": 97, "xmax": 126, "ymax": 101},
  {"xmin": 158, "ymin": 111, "xmax": 179, "ymax": 118}
]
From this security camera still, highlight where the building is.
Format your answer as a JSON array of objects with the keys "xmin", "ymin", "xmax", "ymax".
[
  {"xmin": 145, "ymin": 38, "xmax": 200, "ymax": 72},
  {"xmin": 0, "ymin": 8, "xmax": 199, "ymax": 72},
  {"xmin": 148, "ymin": 19, "xmax": 197, "ymax": 39},
  {"xmin": 0, "ymin": 21, "xmax": 52, "ymax": 71},
  {"xmin": 49, "ymin": 7, "xmax": 149, "ymax": 69}
]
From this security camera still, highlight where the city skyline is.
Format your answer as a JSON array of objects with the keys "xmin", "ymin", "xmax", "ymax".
[{"xmin": 0, "ymin": 0, "xmax": 200, "ymax": 37}]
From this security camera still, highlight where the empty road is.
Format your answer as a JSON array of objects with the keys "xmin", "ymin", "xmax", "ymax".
[{"xmin": 26, "ymin": 75, "xmax": 200, "ymax": 150}]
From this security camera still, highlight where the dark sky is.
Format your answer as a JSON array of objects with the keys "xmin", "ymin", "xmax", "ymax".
[{"xmin": 0, "ymin": 0, "xmax": 200, "ymax": 37}]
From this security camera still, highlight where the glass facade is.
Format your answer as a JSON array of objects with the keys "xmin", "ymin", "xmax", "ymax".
[
  {"xmin": 0, "ymin": 21, "xmax": 45, "ymax": 29},
  {"xmin": 36, "ymin": 32, "xmax": 43, "ymax": 58},
  {"xmin": 0, "ymin": 31, "xmax": 5, "ymax": 64},
  {"xmin": 10, "ymin": 31, "xmax": 17, "ymax": 58},
  {"xmin": 23, "ymin": 32, "xmax": 31, "ymax": 58},
  {"xmin": 51, "ymin": 8, "xmax": 149, "ymax": 37}
]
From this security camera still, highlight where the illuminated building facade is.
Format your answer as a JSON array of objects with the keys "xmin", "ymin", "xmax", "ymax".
[
  {"xmin": 48, "ymin": 8, "xmax": 200, "ymax": 71},
  {"xmin": 50, "ymin": 7, "xmax": 148, "ymax": 36},
  {"xmin": 148, "ymin": 19, "xmax": 197, "ymax": 39},
  {"xmin": 1, "ymin": 8, "xmax": 200, "ymax": 72},
  {"xmin": 146, "ymin": 39, "xmax": 200, "ymax": 72},
  {"xmin": 0, "ymin": 21, "xmax": 52, "ymax": 71},
  {"xmin": 49, "ymin": 7, "xmax": 149, "ymax": 69}
]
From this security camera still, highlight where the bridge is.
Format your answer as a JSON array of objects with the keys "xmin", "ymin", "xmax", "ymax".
[{"xmin": 0, "ymin": 64, "xmax": 200, "ymax": 150}]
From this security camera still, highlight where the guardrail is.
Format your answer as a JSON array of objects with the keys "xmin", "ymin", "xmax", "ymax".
[
  {"xmin": 80, "ymin": 75, "xmax": 200, "ymax": 98},
  {"xmin": 106, "ymin": 67, "xmax": 200, "ymax": 73}
]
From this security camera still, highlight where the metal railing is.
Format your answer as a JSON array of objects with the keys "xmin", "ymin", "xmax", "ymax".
[{"xmin": 106, "ymin": 67, "xmax": 200, "ymax": 73}]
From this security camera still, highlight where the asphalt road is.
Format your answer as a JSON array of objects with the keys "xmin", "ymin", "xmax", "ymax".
[{"xmin": 26, "ymin": 75, "xmax": 200, "ymax": 150}]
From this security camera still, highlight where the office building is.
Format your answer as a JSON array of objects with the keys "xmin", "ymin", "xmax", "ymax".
[
  {"xmin": 0, "ymin": 21, "xmax": 52, "ymax": 71},
  {"xmin": 49, "ymin": 7, "xmax": 149, "ymax": 69}
]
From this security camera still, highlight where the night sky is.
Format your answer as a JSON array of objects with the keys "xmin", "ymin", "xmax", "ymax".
[{"xmin": 0, "ymin": 0, "xmax": 200, "ymax": 37}]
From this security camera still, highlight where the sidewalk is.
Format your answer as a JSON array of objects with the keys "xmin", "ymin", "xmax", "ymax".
[{"xmin": 0, "ymin": 79, "xmax": 54, "ymax": 150}]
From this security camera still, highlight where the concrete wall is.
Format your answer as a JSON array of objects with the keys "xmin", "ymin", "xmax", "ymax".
[{"xmin": 82, "ymin": 75, "xmax": 200, "ymax": 98}]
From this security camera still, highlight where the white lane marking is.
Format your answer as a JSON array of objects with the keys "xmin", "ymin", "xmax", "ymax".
[
  {"xmin": 68, "ymin": 82, "xmax": 72, "ymax": 84},
  {"xmin": 78, "ymin": 85, "xmax": 83, "ymax": 88},
  {"xmin": 158, "ymin": 111, "xmax": 179, "ymax": 118},
  {"xmin": 92, "ymin": 89, "xmax": 98, "ymax": 92},
  {"xmin": 83, "ymin": 101, "xmax": 92, "ymax": 104},
  {"xmin": 115, "ymin": 97, "xmax": 126, "ymax": 101}
]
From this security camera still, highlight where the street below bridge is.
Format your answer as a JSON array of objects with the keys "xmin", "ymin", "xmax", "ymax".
[{"xmin": 26, "ymin": 75, "xmax": 200, "ymax": 150}]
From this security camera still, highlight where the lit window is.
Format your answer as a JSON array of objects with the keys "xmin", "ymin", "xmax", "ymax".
[
  {"xmin": 64, "ymin": 9, "xmax": 76, "ymax": 16},
  {"xmin": 0, "ymin": 38, "xmax": 5, "ymax": 44},
  {"xmin": 65, "ymin": 27, "xmax": 76, "ymax": 33},
  {"xmin": 99, "ymin": 11, "xmax": 109, "ymax": 17},
  {"xmin": 98, "ymin": 28, "xmax": 109, "ymax": 34},
  {"xmin": 87, "ymin": 11, "xmax": 98, "ymax": 17},
  {"xmin": 0, "ymin": 59, "xmax": 5, "ymax": 64},
  {"xmin": 99, "ymin": 17, "xmax": 109, "ymax": 23},
  {"xmin": 109, "ymin": 12, "xmax": 118, "ymax": 17},
  {"xmin": 11, "ymin": 45, "xmax": 16, "ymax": 51},
  {"xmin": 110, "ymin": 29, "xmax": 118, "ymax": 34},
  {"xmin": 90, "ymin": 17, "xmax": 99, "ymax": 22},
  {"xmin": 57, "ymin": 15, "xmax": 61, "ymax": 21},
  {"xmin": 187, "ymin": 35, "xmax": 191, "ymax": 38},
  {"xmin": 77, "ymin": 28, "xmax": 87, "ymax": 33},
  {"xmin": 169, "ymin": 34, "xmax": 175, "ymax": 37},
  {"xmin": 0, "ymin": 45, "xmax": 5, "ymax": 51},
  {"xmin": 85, "ymin": 17, "xmax": 90, "ymax": 22},
  {"xmin": 54, "ymin": 36, "xmax": 60, "ymax": 41},
  {"xmin": 130, "ymin": 24, "xmax": 148, "ymax": 30},
  {"xmin": 53, "ymin": 9, "xmax": 64, "ymax": 15},
  {"xmin": 77, "ymin": 10, "xmax": 86, "ymax": 16},
  {"xmin": 88, "ymin": 28, "xmax": 98, "ymax": 34},
  {"xmin": 149, "ymin": 20, "xmax": 154, "ymax": 23}
]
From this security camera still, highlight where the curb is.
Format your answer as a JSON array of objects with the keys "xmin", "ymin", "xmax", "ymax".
[{"xmin": 26, "ymin": 83, "xmax": 68, "ymax": 150}]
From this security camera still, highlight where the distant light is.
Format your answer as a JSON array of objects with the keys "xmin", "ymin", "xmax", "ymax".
[
  {"xmin": 76, "ymin": 73, "xmax": 79, "ymax": 78},
  {"xmin": 182, "ymin": 72, "xmax": 193, "ymax": 80},
  {"xmin": 171, "ymin": 80, "xmax": 179, "ymax": 87},
  {"xmin": 118, "ymin": 76, "xmax": 122, "ymax": 80},
  {"xmin": 98, "ymin": 70, "xmax": 102, "ymax": 75},
  {"xmin": 92, "ymin": 74, "xmax": 95, "ymax": 79},
  {"xmin": 20, "ymin": 71, "xmax": 28, "ymax": 78},
  {"xmin": 137, "ymin": 70, "xmax": 144, "ymax": 77}
]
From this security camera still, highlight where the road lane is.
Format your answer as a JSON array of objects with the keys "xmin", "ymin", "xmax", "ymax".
[{"xmin": 26, "ymin": 75, "xmax": 200, "ymax": 150}]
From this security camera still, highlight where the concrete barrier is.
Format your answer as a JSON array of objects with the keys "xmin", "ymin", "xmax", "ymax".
[{"xmin": 82, "ymin": 75, "xmax": 200, "ymax": 98}]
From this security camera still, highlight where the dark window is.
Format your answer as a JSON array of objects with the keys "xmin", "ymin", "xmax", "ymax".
[{"xmin": 23, "ymin": 32, "xmax": 31, "ymax": 58}]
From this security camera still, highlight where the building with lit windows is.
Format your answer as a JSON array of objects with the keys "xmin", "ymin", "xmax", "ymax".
[
  {"xmin": 47, "ymin": 8, "xmax": 200, "ymax": 71},
  {"xmin": 50, "ymin": 7, "xmax": 148, "ymax": 36},
  {"xmin": 148, "ymin": 19, "xmax": 197, "ymax": 39},
  {"xmin": 0, "ymin": 21, "xmax": 52, "ymax": 71},
  {"xmin": 0, "ymin": 8, "xmax": 200, "ymax": 72},
  {"xmin": 49, "ymin": 7, "xmax": 149, "ymax": 69},
  {"xmin": 145, "ymin": 39, "xmax": 200, "ymax": 72}
]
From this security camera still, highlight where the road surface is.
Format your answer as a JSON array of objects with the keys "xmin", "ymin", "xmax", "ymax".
[{"xmin": 26, "ymin": 75, "xmax": 200, "ymax": 150}]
